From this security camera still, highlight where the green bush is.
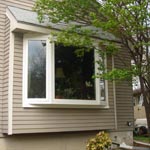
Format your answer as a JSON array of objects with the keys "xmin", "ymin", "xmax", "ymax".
[{"xmin": 86, "ymin": 131, "xmax": 112, "ymax": 150}]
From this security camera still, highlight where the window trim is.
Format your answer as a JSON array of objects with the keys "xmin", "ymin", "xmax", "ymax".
[
  {"xmin": 23, "ymin": 34, "xmax": 108, "ymax": 108},
  {"xmin": 23, "ymin": 34, "xmax": 52, "ymax": 106}
]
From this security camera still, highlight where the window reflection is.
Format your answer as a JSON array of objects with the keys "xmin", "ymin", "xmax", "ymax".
[
  {"xmin": 55, "ymin": 45, "xmax": 95, "ymax": 100},
  {"xmin": 100, "ymin": 79, "xmax": 105, "ymax": 100},
  {"xmin": 28, "ymin": 40, "xmax": 46, "ymax": 98}
]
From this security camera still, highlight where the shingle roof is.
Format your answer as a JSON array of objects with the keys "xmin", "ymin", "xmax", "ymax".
[
  {"xmin": 8, "ymin": 6, "xmax": 67, "ymax": 29},
  {"xmin": 8, "ymin": 6, "xmax": 120, "ymax": 42}
]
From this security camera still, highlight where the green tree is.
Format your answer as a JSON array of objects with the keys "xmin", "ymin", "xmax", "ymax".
[{"xmin": 34, "ymin": 0, "xmax": 150, "ymax": 132}]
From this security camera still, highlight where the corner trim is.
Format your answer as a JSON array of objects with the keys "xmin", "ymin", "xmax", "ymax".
[{"xmin": 8, "ymin": 32, "xmax": 14, "ymax": 135}]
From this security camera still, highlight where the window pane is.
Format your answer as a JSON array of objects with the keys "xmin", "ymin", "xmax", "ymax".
[
  {"xmin": 55, "ymin": 45, "xmax": 95, "ymax": 100},
  {"xmin": 28, "ymin": 40, "xmax": 46, "ymax": 98},
  {"xmin": 100, "ymin": 79, "xmax": 105, "ymax": 101}
]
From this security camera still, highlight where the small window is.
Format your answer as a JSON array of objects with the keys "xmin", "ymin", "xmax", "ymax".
[{"xmin": 23, "ymin": 34, "xmax": 108, "ymax": 108}]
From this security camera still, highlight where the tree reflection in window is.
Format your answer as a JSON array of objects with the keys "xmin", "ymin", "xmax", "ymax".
[
  {"xmin": 55, "ymin": 44, "xmax": 95, "ymax": 100},
  {"xmin": 100, "ymin": 79, "xmax": 105, "ymax": 101},
  {"xmin": 28, "ymin": 40, "xmax": 46, "ymax": 98}
]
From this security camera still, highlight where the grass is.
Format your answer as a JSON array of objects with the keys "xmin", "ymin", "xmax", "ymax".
[{"xmin": 134, "ymin": 136, "xmax": 150, "ymax": 143}]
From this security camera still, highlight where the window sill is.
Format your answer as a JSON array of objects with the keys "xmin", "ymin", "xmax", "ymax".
[{"xmin": 23, "ymin": 101, "xmax": 109, "ymax": 109}]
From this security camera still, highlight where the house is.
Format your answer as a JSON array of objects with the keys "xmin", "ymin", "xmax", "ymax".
[
  {"xmin": 133, "ymin": 88, "xmax": 146, "ymax": 119},
  {"xmin": 133, "ymin": 88, "xmax": 147, "ymax": 128},
  {"xmin": 0, "ymin": 1, "xmax": 134, "ymax": 150}
]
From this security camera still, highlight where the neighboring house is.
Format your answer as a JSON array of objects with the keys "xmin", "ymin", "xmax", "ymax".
[
  {"xmin": 0, "ymin": 1, "xmax": 134, "ymax": 150},
  {"xmin": 133, "ymin": 88, "xmax": 147, "ymax": 127}
]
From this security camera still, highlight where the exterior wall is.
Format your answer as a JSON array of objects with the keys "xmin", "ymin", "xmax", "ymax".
[
  {"xmin": 115, "ymin": 48, "xmax": 134, "ymax": 131},
  {"xmin": 0, "ymin": 0, "xmax": 133, "ymax": 140},
  {"xmin": 12, "ymin": 32, "xmax": 115, "ymax": 134},
  {"xmin": 134, "ymin": 106, "xmax": 146, "ymax": 119},
  {"xmin": 0, "ymin": 1, "xmax": 9, "ymax": 136},
  {"xmin": 0, "ymin": 0, "xmax": 36, "ymax": 135},
  {"xmin": 133, "ymin": 93, "xmax": 146, "ymax": 120}
]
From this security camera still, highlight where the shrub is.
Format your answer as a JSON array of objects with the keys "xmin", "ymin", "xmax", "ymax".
[{"xmin": 86, "ymin": 131, "xmax": 112, "ymax": 150}]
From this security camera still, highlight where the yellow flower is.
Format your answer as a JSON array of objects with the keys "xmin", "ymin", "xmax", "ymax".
[{"xmin": 86, "ymin": 131, "xmax": 112, "ymax": 150}]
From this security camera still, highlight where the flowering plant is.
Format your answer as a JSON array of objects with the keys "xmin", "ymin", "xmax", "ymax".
[{"xmin": 86, "ymin": 131, "xmax": 112, "ymax": 150}]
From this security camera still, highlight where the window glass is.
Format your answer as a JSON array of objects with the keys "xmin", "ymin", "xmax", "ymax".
[
  {"xmin": 100, "ymin": 79, "xmax": 105, "ymax": 101},
  {"xmin": 28, "ymin": 40, "xmax": 46, "ymax": 98},
  {"xmin": 55, "ymin": 44, "xmax": 95, "ymax": 100}
]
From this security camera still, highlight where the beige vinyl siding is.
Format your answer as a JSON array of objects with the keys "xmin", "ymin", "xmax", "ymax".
[
  {"xmin": 0, "ymin": 0, "xmax": 35, "ymax": 11},
  {"xmin": 2, "ymin": 16, "xmax": 10, "ymax": 134},
  {"xmin": 0, "ymin": 7, "xmax": 3, "ymax": 136},
  {"xmin": 115, "ymin": 48, "xmax": 134, "ymax": 131},
  {"xmin": 0, "ymin": 0, "xmax": 35, "ymax": 135},
  {"xmin": 12, "ymin": 33, "xmax": 116, "ymax": 134},
  {"xmin": 0, "ymin": 3, "xmax": 6, "ymax": 136}
]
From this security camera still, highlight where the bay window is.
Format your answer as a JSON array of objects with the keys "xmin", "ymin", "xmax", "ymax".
[{"xmin": 23, "ymin": 34, "xmax": 108, "ymax": 107}]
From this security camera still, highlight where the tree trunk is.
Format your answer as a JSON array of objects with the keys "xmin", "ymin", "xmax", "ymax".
[
  {"xmin": 144, "ymin": 98, "xmax": 150, "ymax": 135},
  {"xmin": 139, "ymin": 76, "xmax": 150, "ymax": 135}
]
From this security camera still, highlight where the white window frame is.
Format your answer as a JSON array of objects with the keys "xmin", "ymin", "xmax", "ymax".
[{"xmin": 23, "ymin": 34, "xmax": 108, "ymax": 108}]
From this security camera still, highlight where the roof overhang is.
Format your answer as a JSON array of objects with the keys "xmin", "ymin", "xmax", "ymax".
[
  {"xmin": 6, "ymin": 7, "xmax": 52, "ymax": 34},
  {"xmin": 6, "ymin": 6, "xmax": 120, "ymax": 42}
]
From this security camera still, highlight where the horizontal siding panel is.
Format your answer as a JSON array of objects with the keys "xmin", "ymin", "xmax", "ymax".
[
  {"xmin": 3, "ymin": 83, "xmax": 8, "ymax": 89},
  {"xmin": 117, "ymin": 119, "xmax": 133, "ymax": 123},
  {"xmin": 13, "ymin": 91, "xmax": 22, "ymax": 95},
  {"xmin": 13, "ymin": 122, "xmax": 115, "ymax": 129},
  {"xmin": 14, "ymin": 52, "xmax": 23, "ymax": 58},
  {"xmin": 14, "ymin": 106, "xmax": 113, "ymax": 111},
  {"xmin": 115, "ymin": 49, "xmax": 134, "ymax": 131},
  {"xmin": 13, "ymin": 43, "xmax": 23, "ymax": 48},
  {"xmin": 3, "ymin": 95, "xmax": 8, "ymax": 100},
  {"xmin": 12, "ymin": 126, "xmax": 115, "ymax": 134},
  {"xmin": 5, "ymin": 0, "xmax": 35, "ymax": 6},
  {"xmin": 116, "ymin": 103, "xmax": 133, "ymax": 108},
  {"xmin": 13, "ymin": 77, "xmax": 22, "ymax": 83},
  {"xmin": 13, "ymin": 82, "xmax": 22, "ymax": 87},
  {"xmin": 14, "ymin": 56, "xmax": 22, "ymax": 62},
  {"xmin": 14, "ymin": 84, "xmax": 22, "ymax": 91},
  {"xmin": 12, "ymin": 114, "xmax": 114, "ymax": 120},
  {"xmin": 13, "ymin": 65, "xmax": 22, "ymax": 70},
  {"xmin": 13, "ymin": 63, "xmax": 22, "ymax": 68},
  {"xmin": 13, "ymin": 73, "xmax": 22, "ymax": 78},
  {"xmin": 3, "ymin": 90, "xmax": 9, "ymax": 96},
  {"xmin": 116, "ymin": 101, "xmax": 133, "ymax": 105},
  {"xmin": 3, "ymin": 65, "xmax": 9, "ymax": 71},
  {"xmin": 1, "ymin": 1, "xmax": 35, "ymax": 10},
  {"xmin": 12, "ymin": 107, "xmax": 114, "ymax": 113},
  {"xmin": 116, "ymin": 96, "xmax": 132, "ymax": 100},
  {"xmin": 13, "ymin": 119, "xmax": 115, "ymax": 125}
]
